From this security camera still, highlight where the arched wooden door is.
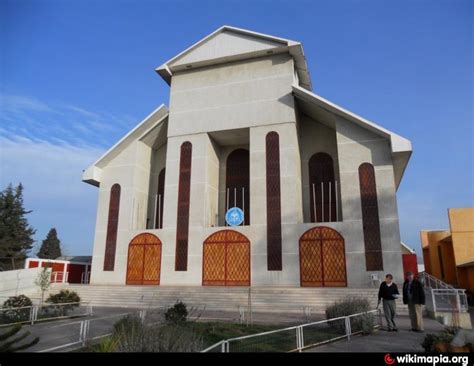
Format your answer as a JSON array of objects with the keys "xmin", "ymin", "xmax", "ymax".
[
  {"xmin": 126, "ymin": 233, "xmax": 162, "ymax": 285},
  {"xmin": 202, "ymin": 230, "xmax": 250, "ymax": 286},
  {"xmin": 299, "ymin": 227, "xmax": 347, "ymax": 287}
]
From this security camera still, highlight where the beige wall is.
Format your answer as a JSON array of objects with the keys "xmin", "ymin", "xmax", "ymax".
[{"xmin": 449, "ymin": 208, "xmax": 474, "ymax": 265}]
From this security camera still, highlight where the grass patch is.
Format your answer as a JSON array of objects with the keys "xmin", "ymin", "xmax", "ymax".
[
  {"xmin": 80, "ymin": 321, "xmax": 347, "ymax": 352},
  {"xmin": 190, "ymin": 322, "xmax": 284, "ymax": 347}
]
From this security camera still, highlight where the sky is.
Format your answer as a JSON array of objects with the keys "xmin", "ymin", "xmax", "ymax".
[{"xmin": 1, "ymin": 0, "xmax": 472, "ymax": 258}]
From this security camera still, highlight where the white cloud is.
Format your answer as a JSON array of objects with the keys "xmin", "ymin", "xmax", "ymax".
[
  {"xmin": 0, "ymin": 135, "xmax": 106, "ymax": 256},
  {"xmin": 0, "ymin": 94, "xmax": 137, "ymax": 148}
]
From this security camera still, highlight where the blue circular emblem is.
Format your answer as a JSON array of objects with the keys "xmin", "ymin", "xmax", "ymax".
[{"xmin": 225, "ymin": 207, "xmax": 244, "ymax": 226}]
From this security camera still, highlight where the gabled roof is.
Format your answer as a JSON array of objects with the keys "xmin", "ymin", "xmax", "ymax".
[
  {"xmin": 292, "ymin": 84, "xmax": 412, "ymax": 189},
  {"xmin": 82, "ymin": 105, "xmax": 169, "ymax": 186},
  {"xmin": 156, "ymin": 25, "xmax": 312, "ymax": 90}
]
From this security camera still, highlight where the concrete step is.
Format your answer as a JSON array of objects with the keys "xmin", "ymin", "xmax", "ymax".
[{"xmin": 38, "ymin": 284, "xmax": 408, "ymax": 314}]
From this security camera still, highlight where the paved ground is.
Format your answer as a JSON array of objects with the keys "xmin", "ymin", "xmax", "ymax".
[{"xmin": 306, "ymin": 315, "xmax": 446, "ymax": 353}]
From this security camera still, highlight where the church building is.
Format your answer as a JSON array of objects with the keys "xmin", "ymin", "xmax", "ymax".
[{"xmin": 82, "ymin": 26, "xmax": 412, "ymax": 288}]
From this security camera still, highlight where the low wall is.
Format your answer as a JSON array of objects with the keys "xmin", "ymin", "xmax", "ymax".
[{"xmin": 0, "ymin": 267, "xmax": 49, "ymax": 299}]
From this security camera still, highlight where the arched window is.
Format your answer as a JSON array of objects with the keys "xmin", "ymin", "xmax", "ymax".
[
  {"xmin": 358, "ymin": 163, "xmax": 383, "ymax": 271},
  {"xmin": 155, "ymin": 168, "xmax": 165, "ymax": 229},
  {"xmin": 175, "ymin": 142, "xmax": 192, "ymax": 271},
  {"xmin": 226, "ymin": 149, "xmax": 250, "ymax": 225},
  {"xmin": 266, "ymin": 132, "xmax": 282, "ymax": 271},
  {"xmin": 308, "ymin": 152, "xmax": 336, "ymax": 222},
  {"xmin": 104, "ymin": 184, "xmax": 120, "ymax": 271}
]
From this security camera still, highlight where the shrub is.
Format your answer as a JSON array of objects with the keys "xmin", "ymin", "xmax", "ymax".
[
  {"xmin": 110, "ymin": 313, "xmax": 202, "ymax": 352},
  {"xmin": 0, "ymin": 324, "xmax": 39, "ymax": 352},
  {"xmin": 45, "ymin": 290, "xmax": 81, "ymax": 317},
  {"xmin": 2, "ymin": 295, "xmax": 33, "ymax": 323},
  {"xmin": 325, "ymin": 297, "xmax": 374, "ymax": 335},
  {"xmin": 421, "ymin": 328, "xmax": 457, "ymax": 352},
  {"xmin": 164, "ymin": 301, "xmax": 188, "ymax": 324}
]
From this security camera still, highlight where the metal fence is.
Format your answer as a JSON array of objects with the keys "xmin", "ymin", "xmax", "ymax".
[
  {"xmin": 419, "ymin": 271, "xmax": 468, "ymax": 313},
  {"xmin": 0, "ymin": 302, "xmax": 92, "ymax": 327},
  {"xmin": 36, "ymin": 307, "xmax": 166, "ymax": 352},
  {"xmin": 428, "ymin": 289, "xmax": 468, "ymax": 313},
  {"xmin": 420, "ymin": 271, "xmax": 454, "ymax": 289},
  {"xmin": 202, "ymin": 309, "xmax": 382, "ymax": 353}
]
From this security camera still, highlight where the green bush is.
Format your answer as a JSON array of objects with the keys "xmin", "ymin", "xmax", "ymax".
[
  {"xmin": 164, "ymin": 301, "xmax": 188, "ymax": 324},
  {"xmin": 108, "ymin": 313, "xmax": 202, "ymax": 352},
  {"xmin": 0, "ymin": 324, "xmax": 39, "ymax": 352},
  {"xmin": 2, "ymin": 295, "xmax": 33, "ymax": 323},
  {"xmin": 325, "ymin": 297, "xmax": 374, "ymax": 335},
  {"xmin": 45, "ymin": 290, "xmax": 81, "ymax": 316},
  {"xmin": 421, "ymin": 328, "xmax": 457, "ymax": 352}
]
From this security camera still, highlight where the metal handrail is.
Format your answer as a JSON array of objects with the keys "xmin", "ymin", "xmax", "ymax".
[
  {"xmin": 419, "ymin": 271, "xmax": 454, "ymax": 289},
  {"xmin": 0, "ymin": 301, "xmax": 93, "ymax": 327},
  {"xmin": 201, "ymin": 309, "xmax": 381, "ymax": 353}
]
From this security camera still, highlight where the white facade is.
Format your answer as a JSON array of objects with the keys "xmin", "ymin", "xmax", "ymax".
[{"xmin": 83, "ymin": 26, "xmax": 412, "ymax": 288}]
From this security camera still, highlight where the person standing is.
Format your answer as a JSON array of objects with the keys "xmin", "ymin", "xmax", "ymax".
[
  {"xmin": 403, "ymin": 271, "xmax": 425, "ymax": 332},
  {"xmin": 378, "ymin": 274, "xmax": 400, "ymax": 331}
]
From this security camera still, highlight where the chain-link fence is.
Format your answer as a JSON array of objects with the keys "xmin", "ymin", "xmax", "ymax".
[{"xmin": 202, "ymin": 309, "xmax": 382, "ymax": 353}]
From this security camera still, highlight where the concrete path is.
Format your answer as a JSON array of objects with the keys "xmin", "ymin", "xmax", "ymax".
[{"xmin": 306, "ymin": 315, "xmax": 446, "ymax": 353}]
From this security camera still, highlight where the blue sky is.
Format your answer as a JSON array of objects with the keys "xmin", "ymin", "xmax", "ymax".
[{"xmin": 1, "ymin": 0, "xmax": 472, "ymax": 258}]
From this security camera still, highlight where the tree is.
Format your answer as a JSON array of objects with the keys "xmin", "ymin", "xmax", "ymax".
[
  {"xmin": 0, "ymin": 183, "xmax": 36, "ymax": 260},
  {"xmin": 35, "ymin": 267, "xmax": 51, "ymax": 306},
  {"xmin": 0, "ymin": 324, "xmax": 39, "ymax": 352},
  {"xmin": 37, "ymin": 228, "xmax": 62, "ymax": 259}
]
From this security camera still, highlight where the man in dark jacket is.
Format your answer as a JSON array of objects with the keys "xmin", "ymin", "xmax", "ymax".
[
  {"xmin": 378, "ymin": 274, "xmax": 400, "ymax": 331},
  {"xmin": 403, "ymin": 271, "xmax": 425, "ymax": 332}
]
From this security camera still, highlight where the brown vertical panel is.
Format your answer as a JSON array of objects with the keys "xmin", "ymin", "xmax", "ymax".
[
  {"xmin": 175, "ymin": 142, "xmax": 192, "ymax": 271},
  {"xmin": 155, "ymin": 168, "xmax": 166, "ymax": 229},
  {"xmin": 308, "ymin": 153, "xmax": 337, "ymax": 222},
  {"xmin": 266, "ymin": 132, "xmax": 282, "ymax": 270},
  {"xmin": 226, "ymin": 149, "xmax": 250, "ymax": 225},
  {"xmin": 104, "ymin": 184, "xmax": 120, "ymax": 271},
  {"xmin": 359, "ymin": 163, "xmax": 384, "ymax": 271}
]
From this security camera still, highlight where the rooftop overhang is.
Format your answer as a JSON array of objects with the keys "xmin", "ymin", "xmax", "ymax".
[
  {"xmin": 292, "ymin": 84, "xmax": 413, "ymax": 189},
  {"xmin": 401, "ymin": 241, "xmax": 416, "ymax": 254},
  {"xmin": 155, "ymin": 25, "xmax": 312, "ymax": 90},
  {"xmin": 457, "ymin": 261, "xmax": 474, "ymax": 268},
  {"xmin": 82, "ymin": 104, "xmax": 169, "ymax": 187}
]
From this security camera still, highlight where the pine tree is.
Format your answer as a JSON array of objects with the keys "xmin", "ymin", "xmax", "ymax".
[
  {"xmin": 0, "ymin": 183, "xmax": 36, "ymax": 259},
  {"xmin": 37, "ymin": 228, "xmax": 62, "ymax": 259}
]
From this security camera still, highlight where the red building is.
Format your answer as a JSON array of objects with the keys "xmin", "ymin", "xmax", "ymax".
[{"xmin": 25, "ymin": 256, "xmax": 91, "ymax": 284}]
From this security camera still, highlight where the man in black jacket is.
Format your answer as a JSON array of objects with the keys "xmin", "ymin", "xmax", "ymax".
[
  {"xmin": 378, "ymin": 274, "xmax": 400, "ymax": 331},
  {"xmin": 403, "ymin": 271, "xmax": 425, "ymax": 332}
]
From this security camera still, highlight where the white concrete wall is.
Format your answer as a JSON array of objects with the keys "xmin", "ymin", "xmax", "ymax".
[
  {"xmin": 335, "ymin": 115, "xmax": 404, "ymax": 286},
  {"xmin": 0, "ymin": 267, "xmax": 49, "ymax": 297},
  {"xmin": 87, "ymin": 46, "xmax": 405, "ymax": 288},
  {"xmin": 90, "ymin": 139, "xmax": 153, "ymax": 285},
  {"xmin": 168, "ymin": 53, "xmax": 295, "ymax": 137}
]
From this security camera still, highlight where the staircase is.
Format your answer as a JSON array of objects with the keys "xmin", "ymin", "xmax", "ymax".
[{"xmin": 40, "ymin": 284, "xmax": 409, "ymax": 314}]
